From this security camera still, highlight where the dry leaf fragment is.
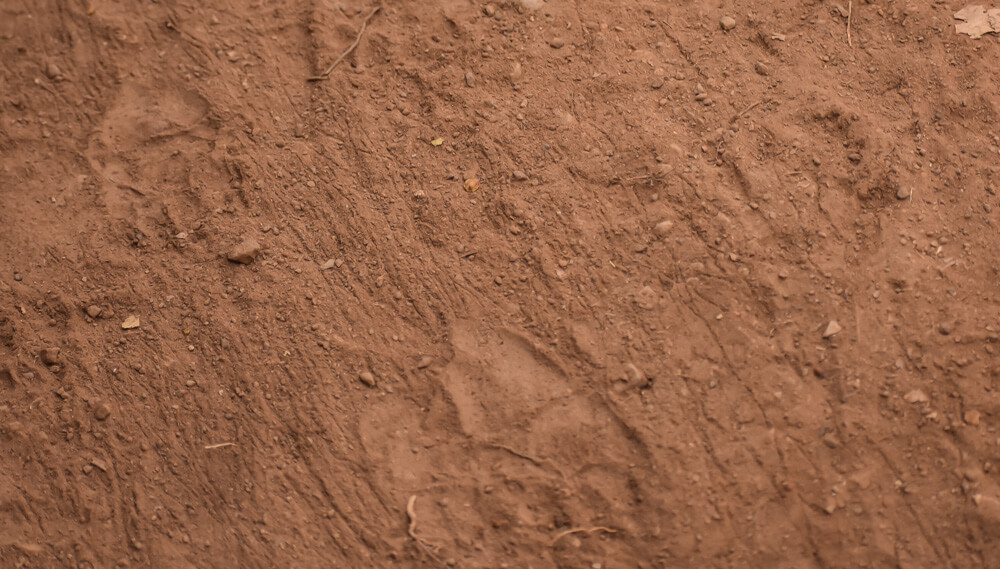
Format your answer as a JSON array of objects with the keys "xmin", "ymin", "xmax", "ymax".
[
  {"xmin": 121, "ymin": 315, "xmax": 140, "ymax": 329},
  {"xmin": 430, "ymin": 137, "xmax": 444, "ymax": 146},
  {"xmin": 955, "ymin": 5, "xmax": 1000, "ymax": 38}
]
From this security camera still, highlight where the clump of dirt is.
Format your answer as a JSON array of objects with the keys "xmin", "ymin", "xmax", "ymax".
[{"xmin": 2, "ymin": 1, "xmax": 1000, "ymax": 567}]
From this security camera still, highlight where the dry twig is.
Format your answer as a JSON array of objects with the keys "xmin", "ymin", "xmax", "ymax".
[
  {"xmin": 204, "ymin": 442, "xmax": 235, "ymax": 450},
  {"xmin": 307, "ymin": 6, "xmax": 381, "ymax": 81},
  {"xmin": 738, "ymin": 100, "xmax": 764, "ymax": 117},
  {"xmin": 731, "ymin": 99, "xmax": 767, "ymax": 123}
]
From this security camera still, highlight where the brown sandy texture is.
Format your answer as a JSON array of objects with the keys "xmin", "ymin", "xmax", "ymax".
[{"xmin": 2, "ymin": 1, "xmax": 1000, "ymax": 568}]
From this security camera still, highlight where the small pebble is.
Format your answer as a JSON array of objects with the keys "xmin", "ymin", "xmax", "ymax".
[
  {"xmin": 652, "ymin": 220, "xmax": 674, "ymax": 237},
  {"xmin": 359, "ymin": 371, "xmax": 376, "ymax": 387},
  {"xmin": 227, "ymin": 238, "xmax": 261, "ymax": 264},
  {"xmin": 465, "ymin": 71, "xmax": 477, "ymax": 87},
  {"xmin": 416, "ymin": 356, "xmax": 433, "ymax": 369},
  {"xmin": 483, "ymin": 4, "xmax": 496, "ymax": 17},
  {"xmin": 625, "ymin": 363, "xmax": 649, "ymax": 388},
  {"xmin": 822, "ymin": 320, "xmax": 842, "ymax": 338},
  {"xmin": 13, "ymin": 273, "xmax": 22, "ymax": 282},
  {"xmin": 121, "ymin": 315, "xmax": 140, "ymax": 329},
  {"xmin": 510, "ymin": 62, "xmax": 523, "ymax": 82},
  {"xmin": 86, "ymin": 305, "xmax": 102, "ymax": 318},
  {"xmin": 964, "ymin": 410, "xmax": 981, "ymax": 426},
  {"xmin": 549, "ymin": 37, "xmax": 565, "ymax": 49},
  {"xmin": 720, "ymin": 16, "xmax": 737, "ymax": 31},
  {"xmin": 512, "ymin": 170, "xmax": 529, "ymax": 181},
  {"xmin": 823, "ymin": 497, "xmax": 837, "ymax": 515},
  {"xmin": 44, "ymin": 61, "xmax": 62, "ymax": 80},
  {"xmin": 896, "ymin": 187, "xmax": 910, "ymax": 200}
]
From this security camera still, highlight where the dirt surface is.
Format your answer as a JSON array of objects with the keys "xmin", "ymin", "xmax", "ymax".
[{"xmin": 2, "ymin": 1, "xmax": 1000, "ymax": 567}]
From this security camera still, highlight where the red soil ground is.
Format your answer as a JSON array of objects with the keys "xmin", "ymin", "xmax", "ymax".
[{"xmin": 2, "ymin": 1, "xmax": 1000, "ymax": 567}]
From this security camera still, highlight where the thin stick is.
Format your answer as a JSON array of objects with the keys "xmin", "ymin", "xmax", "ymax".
[
  {"xmin": 204, "ymin": 442, "xmax": 235, "ymax": 449},
  {"xmin": 731, "ymin": 99, "xmax": 766, "ymax": 123},
  {"xmin": 847, "ymin": 1, "xmax": 853, "ymax": 47},
  {"xmin": 550, "ymin": 526, "xmax": 618, "ymax": 546},
  {"xmin": 307, "ymin": 7, "xmax": 381, "ymax": 81},
  {"xmin": 738, "ymin": 100, "xmax": 763, "ymax": 117}
]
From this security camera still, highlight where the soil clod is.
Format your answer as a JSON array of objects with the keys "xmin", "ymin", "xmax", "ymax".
[
  {"xmin": 93, "ymin": 401, "xmax": 111, "ymax": 421},
  {"xmin": 40, "ymin": 347, "xmax": 61, "ymax": 365}
]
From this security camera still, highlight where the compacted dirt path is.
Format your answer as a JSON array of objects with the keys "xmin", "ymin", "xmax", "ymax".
[{"xmin": 2, "ymin": 1, "xmax": 1000, "ymax": 567}]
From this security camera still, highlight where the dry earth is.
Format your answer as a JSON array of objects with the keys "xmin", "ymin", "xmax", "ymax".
[{"xmin": 2, "ymin": 1, "xmax": 1000, "ymax": 568}]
